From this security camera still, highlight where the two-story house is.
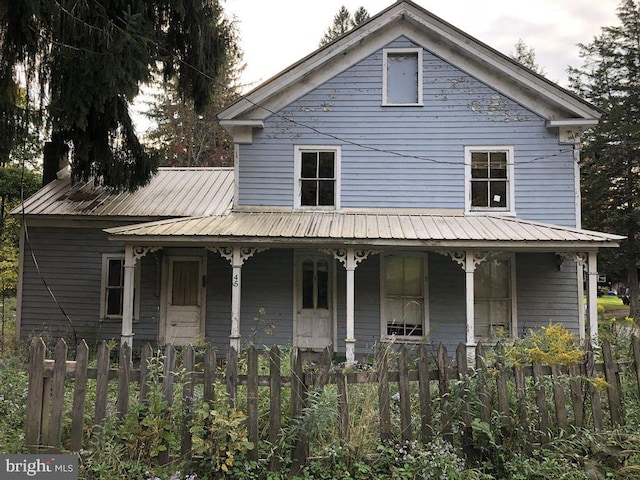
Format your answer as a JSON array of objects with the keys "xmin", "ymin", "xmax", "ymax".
[{"xmin": 14, "ymin": 1, "xmax": 621, "ymax": 361}]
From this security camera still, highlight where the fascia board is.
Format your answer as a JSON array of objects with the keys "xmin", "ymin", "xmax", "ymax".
[{"xmin": 220, "ymin": 2, "xmax": 599, "ymax": 123}]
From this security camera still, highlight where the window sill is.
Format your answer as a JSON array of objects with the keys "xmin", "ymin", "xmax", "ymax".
[
  {"xmin": 465, "ymin": 210, "xmax": 516, "ymax": 217},
  {"xmin": 380, "ymin": 335, "xmax": 428, "ymax": 344},
  {"xmin": 381, "ymin": 103, "xmax": 424, "ymax": 107}
]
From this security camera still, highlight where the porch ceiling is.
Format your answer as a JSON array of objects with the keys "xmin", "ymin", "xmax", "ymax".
[{"xmin": 105, "ymin": 210, "xmax": 623, "ymax": 250}]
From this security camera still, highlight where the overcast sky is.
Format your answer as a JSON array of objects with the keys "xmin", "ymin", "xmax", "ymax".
[{"xmin": 224, "ymin": 0, "xmax": 621, "ymax": 89}]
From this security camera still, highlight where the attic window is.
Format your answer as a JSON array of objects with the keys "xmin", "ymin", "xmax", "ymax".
[{"xmin": 383, "ymin": 48, "xmax": 423, "ymax": 106}]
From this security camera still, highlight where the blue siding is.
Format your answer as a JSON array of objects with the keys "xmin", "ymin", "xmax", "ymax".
[{"xmin": 238, "ymin": 36, "xmax": 576, "ymax": 227}]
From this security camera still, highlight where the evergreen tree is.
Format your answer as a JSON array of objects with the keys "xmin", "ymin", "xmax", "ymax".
[
  {"xmin": 0, "ymin": 0, "xmax": 236, "ymax": 191},
  {"xmin": 145, "ymin": 22, "xmax": 243, "ymax": 167},
  {"xmin": 569, "ymin": 0, "xmax": 640, "ymax": 317},
  {"xmin": 319, "ymin": 5, "xmax": 370, "ymax": 47}
]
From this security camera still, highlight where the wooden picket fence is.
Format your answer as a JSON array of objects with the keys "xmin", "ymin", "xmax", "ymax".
[{"xmin": 24, "ymin": 336, "xmax": 640, "ymax": 466}]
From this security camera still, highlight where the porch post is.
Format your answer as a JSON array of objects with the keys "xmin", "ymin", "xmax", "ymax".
[
  {"xmin": 345, "ymin": 250, "xmax": 356, "ymax": 364},
  {"xmin": 464, "ymin": 250, "xmax": 476, "ymax": 352},
  {"xmin": 230, "ymin": 248, "xmax": 242, "ymax": 352},
  {"xmin": 587, "ymin": 251, "xmax": 599, "ymax": 344},
  {"xmin": 121, "ymin": 245, "xmax": 135, "ymax": 350}
]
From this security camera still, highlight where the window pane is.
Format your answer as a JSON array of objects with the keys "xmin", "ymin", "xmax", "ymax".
[
  {"xmin": 317, "ymin": 260, "xmax": 329, "ymax": 309},
  {"xmin": 106, "ymin": 288, "xmax": 123, "ymax": 316},
  {"xmin": 491, "ymin": 259, "xmax": 510, "ymax": 295},
  {"xmin": 489, "ymin": 181, "xmax": 507, "ymax": 208},
  {"xmin": 385, "ymin": 257, "xmax": 404, "ymax": 295},
  {"xmin": 403, "ymin": 257, "xmax": 423, "ymax": 296},
  {"xmin": 474, "ymin": 301, "xmax": 491, "ymax": 338},
  {"xmin": 172, "ymin": 260, "xmax": 199, "ymax": 306},
  {"xmin": 301, "ymin": 180, "xmax": 317, "ymax": 206},
  {"xmin": 471, "ymin": 152, "xmax": 488, "ymax": 179},
  {"xmin": 107, "ymin": 259, "xmax": 123, "ymax": 287},
  {"xmin": 471, "ymin": 181, "xmax": 488, "ymax": 207},
  {"xmin": 318, "ymin": 180, "xmax": 335, "ymax": 206},
  {"xmin": 318, "ymin": 152, "xmax": 335, "ymax": 178},
  {"xmin": 489, "ymin": 151, "xmax": 507, "ymax": 179},
  {"xmin": 302, "ymin": 260, "xmax": 314, "ymax": 309},
  {"xmin": 301, "ymin": 152, "xmax": 317, "ymax": 178},
  {"xmin": 387, "ymin": 52, "xmax": 419, "ymax": 104}
]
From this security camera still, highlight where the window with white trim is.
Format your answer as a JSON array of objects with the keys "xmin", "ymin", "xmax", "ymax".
[
  {"xmin": 465, "ymin": 146, "xmax": 514, "ymax": 214},
  {"xmin": 383, "ymin": 48, "xmax": 423, "ymax": 106},
  {"xmin": 100, "ymin": 254, "xmax": 140, "ymax": 321},
  {"xmin": 474, "ymin": 256, "xmax": 515, "ymax": 340},
  {"xmin": 382, "ymin": 255, "xmax": 428, "ymax": 338},
  {"xmin": 294, "ymin": 146, "xmax": 340, "ymax": 209}
]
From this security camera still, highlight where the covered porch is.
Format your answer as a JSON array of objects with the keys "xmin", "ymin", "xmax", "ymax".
[{"xmin": 107, "ymin": 210, "xmax": 622, "ymax": 362}]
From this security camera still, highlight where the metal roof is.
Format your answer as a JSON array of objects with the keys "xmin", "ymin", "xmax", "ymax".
[
  {"xmin": 106, "ymin": 210, "xmax": 623, "ymax": 249},
  {"xmin": 12, "ymin": 168, "xmax": 234, "ymax": 218}
]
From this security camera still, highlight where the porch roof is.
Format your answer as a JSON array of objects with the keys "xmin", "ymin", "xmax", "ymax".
[{"xmin": 105, "ymin": 209, "xmax": 623, "ymax": 250}]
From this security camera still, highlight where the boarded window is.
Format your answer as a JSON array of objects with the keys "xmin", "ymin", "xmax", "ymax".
[{"xmin": 383, "ymin": 48, "xmax": 422, "ymax": 105}]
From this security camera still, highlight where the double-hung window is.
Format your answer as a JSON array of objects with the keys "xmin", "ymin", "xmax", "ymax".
[
  {"xmin": 383, "ymin": 48, "xmax": 423, "ymax": 106},
  {"xmin": 382, "ymin": 255, "xmax": 428, "ymax": 339},
  {"xmin": 100, "ymin": 253, "xmax": 139, "ymax": 321},
  {"xmin": 474, "ymin": 256, "xmax": 515, "ymax": 340},
  {"xmin": 294, "ymin": 146, "xmax": 340, "ymax": 209},
  {"xmin": 465, "ymin": 146, "xmax": 514, "ymax": 214}
]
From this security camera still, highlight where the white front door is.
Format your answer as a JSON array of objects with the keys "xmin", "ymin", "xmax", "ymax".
[
  {"xmin": 164, "ymin": 256, "xmax": 205, "ymax": 345},
  {"xmin": 295, "ymin": 254, "xmax": 333, "ymax": 350}
]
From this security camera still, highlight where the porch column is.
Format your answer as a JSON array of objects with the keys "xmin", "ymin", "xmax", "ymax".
[
  {"xmin": 121, "ymin": 245, "xmax": 135, "ymax": 350},
  {"xmin": 587, "ymin": 251, "xmax": 599, "ymax": 344},
  {"xmin": 121, "ymin": 246, "xmax": 162, "ymax": 350},
  {"xmin": 323, "ymin": 248, "xmax": 378, "ymax": 364},
  {"xmin": 208, "ymin": 247, "xmax": 267, "ymax": 352},
  {"xmin": 230, "ymin": 248, "xmax": 242, "ymax": 352},
  {"xmin": 464, "ymin": 250, "xmax": 476, "ymax": 350}
]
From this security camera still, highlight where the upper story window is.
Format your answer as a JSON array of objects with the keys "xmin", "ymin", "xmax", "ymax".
[
  {"xmin": 465, "ymin": 146, "xmax": 515, "ymax": 214},
  {"xmin": 294, "ymin": 146, "xmax": 341, "ymax": 209},
  {"xmin": 100, "ymin": 253, "xmax": 140, "ymax": 321},
  {"xmin": 383, "ymin": 48, "xmax": 423, "ymax": 106}
]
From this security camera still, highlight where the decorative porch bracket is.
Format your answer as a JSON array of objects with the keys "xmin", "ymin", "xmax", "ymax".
[
  {"xmin": 557, "ymin": 251, "xmax": 598, "ymax": 344},
  {"xmin": 322, "ymin": 248, "xmax": 380, "ymax": 364},
  {"xmin": 436, "ymin": 250, "xmax": 495, "ymax": 359},
  {"xmin": 121, "ymin": 246, "xmax": 163, "ymax": 351},
  {"xmin": 207, "ymin": 247, "xmax": 268, "ymax": 352}
]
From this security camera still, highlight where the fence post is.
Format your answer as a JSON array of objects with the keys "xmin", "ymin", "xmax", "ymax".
[
  {"xmin": 291, "ymin": 347, "xmax": 307, "ymax": 468},
  {"xmin": 398, "ymin": 345, "xmax": 412, "ymax": 443},
  {"xmin": 495, "ymin": 343, "xmax": 511, "ymax": 435},
  {"xmin": 456, "ymin": 343, "xmax": 472, "ymax": 448},
  {"xmin": 159, "ymin": 344, "xmax": 176, "ymax": 465},
  {"xmin": 181, "ymin": 345, "xmax": 195, "ymax": 460},
  {"xmin": 94, "ymin": 341, "xmax": 110, "ymax": 427},
  {"xmin": 26, "ymin": 338, "xmax": 46, "ymax": 452},
  {"xmin": 632, "ymin": 336, "xmax": 640, "ymax": 400},
  {"xmin": 203, "ymin": 344, "xmax": 216, "ymax": 407},
  {"xmin": 269, "ymin": 346, "xmax": 282, "ymax": 472},
  {"xmin": 476, "ymin": 343, "xmax": 492, "ymax": 425},
  {"xmin": 437, "ymin": 344, "xmax": 453, "ymax": 444},
  {"xmin": 70, "ymin": 340, "xmax": 89, "ymax": 451},
  {"xmin": 550, "ymin": 364, "xmax": 568, "ymax": 431},
  {"xmin": 226, "ymin": 347, "xmax": 238, "ymax": 408},
  {"xmin": 48, "ymin": 338, "xmax": 68, "ymax": 452},
  {"xmin": 417, "ymin": 344, "xmax": 432, "ymax": 444},
  {"xmin": 376, "ymin": 345, "xmax": 391, "ymax": 442},
  {"xmin": 139, "ymin": 342, "xmax": 153, "ymax": 402},
  {"xmin": 336, "ymin": 369, "xmax": 349, "ymax": 441},
  {"xmin": 585, "ymin": 341, "xmax": 604, "ymax": 430},
  {"xmin": 568, "ymin": 363, "xmax": 584, "ymax": 428},
  {"xmin": 246, "ymin": 345, "xmax": 259, "ymax": 461},
  {"xmin": 602, "ymin": 339, "xmax": 624, "ymax": 426},
  {"xmin": 532, "ymin": 361, "xmax": 549, "ymax": 443},
  {"xmin": 117, "ymin": 342, "xmax": 131, "ymax": 419}
]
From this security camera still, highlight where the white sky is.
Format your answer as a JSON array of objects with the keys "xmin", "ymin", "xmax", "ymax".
[{"xmin": 223, "ymin": 0, "xmax": 621, "ymax": 89}]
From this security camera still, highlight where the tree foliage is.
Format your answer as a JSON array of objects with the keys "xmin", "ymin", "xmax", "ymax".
[
  {"xmin": 319, "ymin": 6, "xmax": 370, "ymax": 47},
  {"xmin": 569, "ymin": 0, "xmax": 640, "ymax": 316},
  {"xmin": 0, "ymin": 0, "xmax": 237, "ymax": 191},
  {"xmin": 510, "ymin": 39, "xmax": 546, "ymax": 76},
  {"xmin": 145, "ymin": 22, "xmax": 243, "ymax": 167}
]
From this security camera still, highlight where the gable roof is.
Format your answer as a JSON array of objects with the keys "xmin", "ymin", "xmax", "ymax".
[
  {"xmin": 106, "ymin": 210, "xmax": 622, "ymax": 250},
  {"xmin": 219, "ymin": 0, "xmax": 599, "ymax": 126},
  {"xmin": 12, "ymin": 167, "xmax": 234, "ymax": 220}
]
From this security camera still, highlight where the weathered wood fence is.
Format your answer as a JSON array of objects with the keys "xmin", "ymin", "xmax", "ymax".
[{"xmin": 24, "ymin": 336, "xmax": 640, "ymax": 465}]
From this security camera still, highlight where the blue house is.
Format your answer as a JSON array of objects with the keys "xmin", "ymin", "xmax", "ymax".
[{"xmin": 15, "ymin": 1, "xmax": 621, "ymax": 361}]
